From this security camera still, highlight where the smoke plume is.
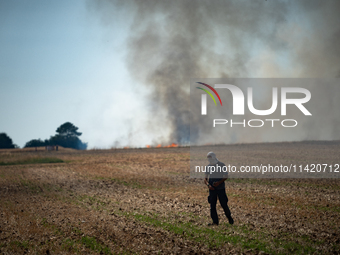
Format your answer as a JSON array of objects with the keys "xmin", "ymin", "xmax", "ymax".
[{"xmin": 91, "ymin": 0, "xmax": 340, "ymax": 145}]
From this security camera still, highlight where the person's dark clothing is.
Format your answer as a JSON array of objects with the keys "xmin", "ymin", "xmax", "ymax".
[
  {"xmin": 209, "ymin": 188, "xmax": 233, "ymax": 225},
  {"xmin": 207, "ymin": 161, "xmax": 228, "ymax": 190},
  {"xmin": 206, "ymin": 160, "xmax": 233, "ymax": 225}
]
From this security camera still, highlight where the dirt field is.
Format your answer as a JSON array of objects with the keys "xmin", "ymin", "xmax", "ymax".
[{"xmin": 0, "ymin": 141, "xmax": 339, "ymax": 254}]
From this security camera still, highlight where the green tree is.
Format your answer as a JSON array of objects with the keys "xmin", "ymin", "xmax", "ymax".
[
  {"xmin": 56, "ymin": 122, "xmax": 82, "ymax": 137},
  {"xmin": 50, "ymin": 122, "xmax": 87, "ymax": 150},
  {"xmin": 24, "ymin": 139, "xmax": 46, "ymax": 148},
  {"xmin": 0, "ymin": 133, "xmax": 15, "ymax": 149}
]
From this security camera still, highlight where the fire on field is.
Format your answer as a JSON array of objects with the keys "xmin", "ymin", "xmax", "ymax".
[{"xmin": 0, "ymin": 141, "xmax": 340, "ymax": 254}]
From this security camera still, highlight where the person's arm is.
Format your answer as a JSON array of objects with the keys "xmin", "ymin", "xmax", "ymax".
[
  {"xmin": 212, "ymin": 177, "xmax": 228, "ymax": 187},
  {"xmin": 204, "ymin": 175, "xmax": 215, "ymax": 190}
]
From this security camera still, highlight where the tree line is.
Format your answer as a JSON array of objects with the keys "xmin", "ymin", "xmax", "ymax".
[{"xmin": 0, "ymin": 122, "xmax": 87, "ymax": 150}]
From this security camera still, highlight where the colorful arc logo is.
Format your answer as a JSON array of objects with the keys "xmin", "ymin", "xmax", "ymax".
[{"xmin": 196, "ymin": 82, "xmax": 223, "ymax": 106}]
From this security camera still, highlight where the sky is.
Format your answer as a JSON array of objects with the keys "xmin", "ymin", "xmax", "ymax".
[
  {"xmin": 1, "ymin": 0, "xmax": 340, "ymax": 148},
  {"xmin": 0, "ymin": 0, "xmax": 150, "ymax": 148}
]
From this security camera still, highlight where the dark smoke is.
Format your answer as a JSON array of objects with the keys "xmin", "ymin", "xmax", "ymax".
[{"xmin": 91, "ymin": 0, "xmax": 340, "ymax": 145}]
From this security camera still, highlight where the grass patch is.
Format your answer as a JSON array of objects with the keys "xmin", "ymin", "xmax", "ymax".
[
  {"xmin": 40, "ymin": 216, "xmax": 113, "ymax": 254},
  {"xmin": 63, "ymin": 190, "xmax": 322, "ymax": 254},
  {"xmin": 132, "ymin": 212, "xmax": 320, "ymax": 254},
  {"xmin": 111, "ymin": 178, "xmax": 142, "ymax": 189},
  {"xmin": 18, "ymin": 180, "xmax": 63, "ymax": 194},
  {"xmin": 48, "ymin": 185, "xmax": 331, "ymax": 254},
  {"xmin": 0, "ymin": 157, "xmax": 64, "ymax": 166},
  {"xmin": 81, "ymin": 236, "xmax": 112, "ymax": 254},
  {"xmin": 92, "ymin": 176, "xmax": 143, "ymax": 189},
  {"xmin": 133, "ymin": 213, "xmax": 268, "ymax": 251},
  {"xmin": 11, "ymin": 240, "xmax": 30, "ymax": 250},
  {"xmin": 20, "ymin": 180, "xmax": 43, "ymax": 193},
  {"xmin": 62, "ymin": 238, "xmax": 79, "ymax": 252}
]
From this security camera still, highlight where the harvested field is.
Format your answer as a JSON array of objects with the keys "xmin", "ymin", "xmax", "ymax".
[{"xmin": 0, "ymin": 141, "xmax": 340, "ymax": 254}]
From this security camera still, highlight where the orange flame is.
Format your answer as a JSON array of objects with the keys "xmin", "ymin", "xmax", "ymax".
[
  {"xmin": 145, "ymin": 143, "xmax": 179, "ymax": 148},
  {"xmin": 164, "ymin": 143, "xmax": 178, "ymax": 148}
]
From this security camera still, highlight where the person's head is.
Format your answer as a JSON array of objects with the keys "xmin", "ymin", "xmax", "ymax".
[{"xmin": 207, "ymin": 151, "xmax": 218, "ymax": 164}]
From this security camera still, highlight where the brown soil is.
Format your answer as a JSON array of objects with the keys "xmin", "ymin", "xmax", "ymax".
[{"xmin": 0, "ymin": 141, "xmax": 339, "ymax": 254}]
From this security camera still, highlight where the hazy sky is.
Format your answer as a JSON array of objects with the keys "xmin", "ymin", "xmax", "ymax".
[
  {"xmin": 1, "ymin": 0, "xmax": 339, "ymax": 148},
  {"xmin": 0, "ymin": 0, "xmax": 150, "ymax": 148}
]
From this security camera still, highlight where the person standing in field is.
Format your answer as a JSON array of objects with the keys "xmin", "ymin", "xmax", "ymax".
[{"xmin": 204, "ymin": 151, "xmax": 234, "ymax": 226}]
